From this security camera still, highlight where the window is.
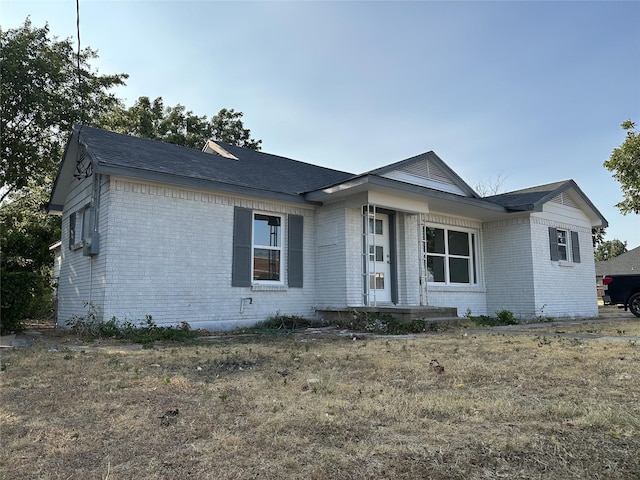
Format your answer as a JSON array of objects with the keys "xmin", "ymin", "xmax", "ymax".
[
  {"xmin": 69, "ymin": 206, "xmax": 90, "ymax": 250},
  {"xmin": 253, "ymin": 213, "xmax": 282, "ymax": 281},
  {"xmin": 549, "ymin": 227, "xmax": 581, "ymax": 263},
  {"xmin": 423, "ymin": 226, "xmax": 477, "ymax": 284},
  {"xmin": 232, "ymin": 207, "xmax": 304, "ymax": 287}
]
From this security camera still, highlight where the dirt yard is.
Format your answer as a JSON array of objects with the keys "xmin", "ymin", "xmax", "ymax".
[{"xmin": 1, "ymin": 309, "xmax": 639, "ymax": 479}]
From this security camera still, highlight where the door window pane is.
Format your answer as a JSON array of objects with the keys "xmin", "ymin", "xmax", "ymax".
[
  {"xmin": 369, "ymin": 218, "xmax": 383, "ymax": 235},
  {"xmin": 369, "ymin": 273, "xmax": 385, "ymax": 290},
  {"xmin": 370, "ymin": 245, "xmax": 384, "ymax": 262}
]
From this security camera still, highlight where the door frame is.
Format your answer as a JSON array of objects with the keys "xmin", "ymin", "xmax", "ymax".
[{"xmin": 362, "ymin": 205, "xmax": 398, "ymax": 306}]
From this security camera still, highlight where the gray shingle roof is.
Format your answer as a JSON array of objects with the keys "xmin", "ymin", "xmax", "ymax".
[
  {"xmin": 483, "ymin": 181, "xmax": 571, "ymax": 211},
  {"xmin": 76, "ymin": 125, "xmax": 355, "ymax": 196},
  {"xmin": 595, "ymin": 246, "xmax": 640, "ymax": 276}
]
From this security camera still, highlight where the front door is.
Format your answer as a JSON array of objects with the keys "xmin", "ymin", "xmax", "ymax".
[{"xmin": 367, "ymin": 212, "xmax": 391, "ymax": 303}]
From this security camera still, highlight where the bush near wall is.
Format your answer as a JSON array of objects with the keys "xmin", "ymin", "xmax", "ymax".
[{"xmin": 0, "ymin": 270, "xmax": 53, "ymax": 334}]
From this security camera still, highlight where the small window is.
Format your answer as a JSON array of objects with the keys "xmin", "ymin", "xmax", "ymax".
[
  {"xmin": 557, "ymin": 229, "xmax": 568, "ymax": 261},
  {"xmin": 253, "ymin": 213, "xmax": 282, "ymax": 282},
  {"xmin": 69, "ymin": 205, "xmax": 90, "ymax": 249},
  {"xmin": 549, "ymin": 227, "xmax": 580, "ymax": 263}
]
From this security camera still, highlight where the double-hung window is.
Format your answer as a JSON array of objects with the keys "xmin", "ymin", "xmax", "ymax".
[
  {"xmin": 424, "ymin": 226, "xmax": 477, "ymax": 284},
  {"xmin": 549, "ymin": 227, "xmax": 580, "ymax": 263},
  {"xmin": 253, "ymin": 213, "xmax": 282, "ymax": 282},
  {"xmin": 232, "ymin": 207, "xmax": 304, "ymax": 288}
]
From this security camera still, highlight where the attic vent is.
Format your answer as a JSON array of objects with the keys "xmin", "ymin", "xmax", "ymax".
[
  {"xmin": 202, "ymin": 139, "xmax": 239, "ymax": 160},
  {"xmin": 399, "ymin": 160, "xmax": 452, "ymax": 185},
  {"xmin": 551, "ymin": 193, "xmax": 579, "ymax": 209}
]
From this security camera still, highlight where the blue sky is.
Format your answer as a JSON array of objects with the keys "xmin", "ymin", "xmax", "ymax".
[{"xmin": 4, "ymin": 0, "xmax": 640, "ymax": 248}]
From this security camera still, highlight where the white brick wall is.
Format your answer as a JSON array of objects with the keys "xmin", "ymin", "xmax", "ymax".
[
  {"xmin": 530, "ymin": 208, "xmax": 598, "ymax": 319},
  {"xmin": 59, "ymin": 176, "xmax": 319, "ymax": 330},
  {"xmin": 483, "ymin": 216, "xmax": 536, "ymax": 318},
  {"xmin": 314, "ymin": 202, "xmax": 348, "ymax": 308},
  {"xmin": 57, "ymin": 171, "xmax": 105, "ymax": 325}
]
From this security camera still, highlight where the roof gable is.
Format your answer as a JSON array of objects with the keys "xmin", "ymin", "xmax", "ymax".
[
  {"xmin": 367, "ymin": 151, "xmax": 479, "ymax": 197},
  {"xmin": 484, "ymin": 180, "xmax": 608, "ymax": 227}
]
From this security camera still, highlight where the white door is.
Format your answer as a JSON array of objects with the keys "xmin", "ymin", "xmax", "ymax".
[{"xmin": 367, "ymin": 213, "xmax": 391, "ymax": 303}]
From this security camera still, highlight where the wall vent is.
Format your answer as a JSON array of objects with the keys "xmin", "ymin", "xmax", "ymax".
[{"xmin": 550, "ymin": 193, "xmax": 579, "ymax": 209}]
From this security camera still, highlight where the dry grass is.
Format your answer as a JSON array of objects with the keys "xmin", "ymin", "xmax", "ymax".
[{"xmin": 1, "ymin": 318, "xmax": 640, "ymax": 479}]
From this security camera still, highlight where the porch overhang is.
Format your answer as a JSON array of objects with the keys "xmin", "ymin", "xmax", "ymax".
[{"xmin": 304, "ymin": 175, "xmax": 510, "ymax": 221}]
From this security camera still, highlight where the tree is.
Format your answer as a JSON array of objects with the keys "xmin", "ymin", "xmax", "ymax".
[
  {"xmin": 211, "ymin": 108, "xmax": 262, "ymax": 150},
  {"xmin": 0, "ymin": 18, "xmax": 128, "ymax": 202},
  {"xmin": 603, "ymin": 120, "xmax": 640, "ymax": 214},
  {"xmin": 0, "ymin": 18, "xmax": 126, "ymax": 330},
  {"xmin": 102, "ymin": 98, "xmax": 262, "ymax": 150},
  {"xmin": 594, "ymin": 239, "xmax": 628, "ymax": 261}
]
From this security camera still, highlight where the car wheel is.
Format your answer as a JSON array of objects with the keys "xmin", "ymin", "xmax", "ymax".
[{"xmin": 629, "ymin": 292, "xmax": 640, "ymax": 318}]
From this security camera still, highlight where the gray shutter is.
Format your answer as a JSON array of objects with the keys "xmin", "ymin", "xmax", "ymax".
[
  {"xmin": 69, "ymin": 212, "xmax": 76, "ymax": 249},
  {"xmin": 549, "ymin": 227, "xmax": 559, "ymax": 261},
  {"xmin": 232, "ymin": 207, "xmax": 252, "ymax": 287},
  {"xmin": 288, "ymin": 214, "xmax": 303, "ymax": 288},
  {"xmin": 571, "ymin": 231, "xmax": 581, "ymax": 263}
]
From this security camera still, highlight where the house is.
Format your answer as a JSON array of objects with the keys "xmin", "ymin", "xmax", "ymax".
[{"xmin": 47, "ymin": 125, "xmax": 608, "ymax": 330}]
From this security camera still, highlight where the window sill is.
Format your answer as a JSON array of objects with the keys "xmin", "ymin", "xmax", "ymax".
[
  {"xmin": 70, "ymin": 242, "xmax": 83, "ymax": 251},
  {"xmin": 557, "ymin": 261, "xmax": 575, "ymax": 268},
  {"xmin": 251, "ymin": 284, "xmax": 288, "ymax": 292}
]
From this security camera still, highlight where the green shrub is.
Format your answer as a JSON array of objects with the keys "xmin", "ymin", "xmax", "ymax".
[
  {"xmin": 467, "ymin": 309, "xmax": 519, "ymax": 326},
  {"xmin": 0, "ymin": 270, "xmax": 53, "ymax": 334},
  {"xmin": 66, "ymin": 305, "xmax": 199, "ymax": 344},
  {"xmin": 254, "ymin": 313, "xmax": 317, "ymax": 331}
]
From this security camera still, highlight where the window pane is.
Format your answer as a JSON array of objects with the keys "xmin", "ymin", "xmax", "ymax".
[
  {"xmin": 369, "ymin": 273, "xmax": 385, "ymax": 290},
  {"xmin": 369, "ymin": 245, "xmax": 384, "ymax": 262},
  {"xmin": 368, "ymin": 218, "xmax": 383, "ymax": 235},
  {"xmin": 253, "ymin": 248, "xmax": 280, "ymax": 280},
  {"xmin": 558, "ymin": 245, "xmax": 568, "ymax": 261},
  {"xmin": 426, "ymin": 228, "xmax": 445, "ymax": 254},
  {"xmin": 254, "ymin": 214, "xmax": 281, "ymax": 247},
  {"xmin": 427, "ymin": 256, "xmax": 445, "ymax": 282},
  {"xmin": 449, "ymin": 258, "xmax": 470, "ymax": 283},
  {"xmin": 448, "ymin": 230, "xmax": 469, "ymax": 256}
]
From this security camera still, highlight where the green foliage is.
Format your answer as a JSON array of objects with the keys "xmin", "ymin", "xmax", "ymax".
[
  {"xmin": 594, "ymin": 239, "xmax": 628, "ymax": 261},
  {"xmin": 0, "ymin": 18, "xmax": 127, "ymax": 200},
  {"xmin": 333, "ymin": 311, "xmax": 445, "ymax": 334},
  {"xmin": 101, "ymin": 98, "xmax": 262, "ymax": 151},
  {"xmin": 256, "ymin": 313, "xmax": 316, "ymax": 331},
  {"xmin": 66, "ymin": 305, "xmax": 199, "ymax": 344},
  {"xmin": 210, "ymin": 108, "xmax": 262, "ymax": 150},
  {"xmin": 0, "ymin": 270, "xmax": 53, "ymax": 334},
  {"xmin": 466, "ymin": 309, "xmax": 519, "ymax": 327},
  {"xmin": 603, "ymin": 120, "xmax": 640, "ymax": 214}
]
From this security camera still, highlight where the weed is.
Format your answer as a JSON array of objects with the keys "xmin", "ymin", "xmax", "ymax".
[
  {"xmin": 467, "ymin": 309, "xmax": 519, "ymax": 327},
  {"xmin": 66, "ymin": 304, "xmax": 199, "ymax": 344}
]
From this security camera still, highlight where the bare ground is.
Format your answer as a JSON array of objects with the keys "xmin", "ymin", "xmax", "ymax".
[{"xmin": 1, "ymin": 308, "xmax": 639, "ymax": 479}]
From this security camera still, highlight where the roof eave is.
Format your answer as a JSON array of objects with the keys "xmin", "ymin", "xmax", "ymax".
[{"xmin": 97, "ymin": 164, "xmax": 319, "ymax": 206}]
